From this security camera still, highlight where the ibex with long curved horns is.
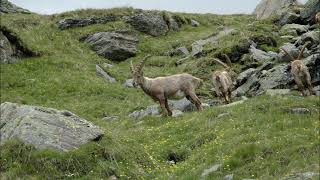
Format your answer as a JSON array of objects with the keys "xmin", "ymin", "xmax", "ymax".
[
  {"xmin": 211, "ymin": 55, "xmax": 235, "ymax": 103},
  {"xmin": 281, "ymin": 43, "xmax": 316, "ymax": 96},
  {"xmin": 131, "ymin": 55, "xmax": 203, "ymax": 116}
]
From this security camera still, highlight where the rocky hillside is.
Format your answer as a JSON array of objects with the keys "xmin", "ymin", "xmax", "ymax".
[{"xmin": 0, "ymin": 0, "xmax": 319, "ymax": 179}]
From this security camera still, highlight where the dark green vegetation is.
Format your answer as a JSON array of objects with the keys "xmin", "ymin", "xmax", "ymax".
[{"xmin": 1, "ymin": 8, "xmax": 319, "ymax": 179}]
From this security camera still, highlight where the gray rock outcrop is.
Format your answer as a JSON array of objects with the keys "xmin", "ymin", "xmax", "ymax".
[
  {"xmin": 0, "ymin": 102, "xmax": 104, "ymax": 151},
  {"xmin": 58, "ymin": 16, "xmax": 116, "ymax": 29},
  {"xmin": 0, "ymin": 0, "xmax": 30, "ymax": 14},
  {"xmin": 300, "ymin": 0, "xmax": 320, "ymax": 24},
  {"xmin": 128, "ymin": 98, "xmax": 210, "ymax": 119},
  {"xmin": 96, "ymin": 64, "xmax": 116, "ymax": 83},
  {"xmin": 234, "ymin": 53, "xmax": 319, "ymax": 96},
  {"xmin": 124, "ymin": 12, "xmax": 169, "ymax": 36},
  {"xmin": 253, "ymin": 0, "xmax": 298, "ymax": 20},
  {"xmin": 85, "ymin": 31, "xmax": 138, "ymax": 61},
  {"xmin": 0, "ymin": 28, "xmax": 37, "ymax": 64},
  {"xmin": 280, "ymin": 24, "xmax": 309, "ymax": 35}
]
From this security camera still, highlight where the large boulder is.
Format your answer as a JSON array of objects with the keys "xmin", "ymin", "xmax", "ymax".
[
  {"xmin": 280, "ymin": 24, "xmax": 309, "ymax": 35},
  {"xmin": 0, "ymin": 28, "xmax": 37, "ymax": 64},
  {"xmin": 234, "ymin": 53, "xmax": 319, "ymax": 96},
  {"xmin": 277, "ymin": 12, "xmax": 300, "ymax": 26},
  {"xmin": 249, "ymin": 45, "xmax": 275, "ymax": 61},
  {"xmin": 278, "ymin": 43, "xmax": 300, "ymax": 62},
  {"xmin": 85, "ymin": 31, "xmax": 138, "ymax": 61},
  {"xmin": 300, "ymin": 0, "xmax": 320, "ymax": 24},
  {"xmin": 124, "ymin": 12, "xmax": 169, "ymax": 36},
  {"xmin": 253, "ymin": 0, "xmax": 298, "ymax": 20},
  {"xmin": 0, "ymin": 0, "xmax": 30, "ymax": 14},
  {"xmin": 0, "ymin": 31, "xmax": 15, "ymax": 63},
  {"xmin": 0, "ymin": 102, "xmax": 104, "ymax": 151},
  {"xmin": 58, "ymin": 16, "xmax": 116, "ymax": 30}
]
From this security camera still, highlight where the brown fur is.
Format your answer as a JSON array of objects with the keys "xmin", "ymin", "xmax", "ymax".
[
  {"xmin": 281, "ymin": 43, "xmax": 315, "ymax": 96},
  {"xmin": 211, "ymin": 56, "xmax": 234, "ymax": 103},
  {"xmin": 131, "ymin": 55, "xmax": 203, "ymax": 116},
  {"xmin": 316, "ymin": 12, "xmax": 320, "ymax": 23}
]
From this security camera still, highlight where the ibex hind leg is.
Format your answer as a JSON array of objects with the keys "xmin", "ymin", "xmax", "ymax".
[
  {"xmin": 165, "ymin": 99, "xmax": 173, "ymax": 116},
  {"xmin": 158, "ymin": 97, "xmax": 169, "ymax": 116},
  {"xmin": 186, "ymin": 91, "xmax": 203, "ymax": 111},
  {"xmin": 304, "ymin": 72, "xmax": 316, "ymax": 95}
]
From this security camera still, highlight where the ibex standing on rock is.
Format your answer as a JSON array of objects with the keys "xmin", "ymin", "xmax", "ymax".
[
  {"xmin": 211, "ymin": 55, "xmax": 235, "ymax": 103},
  {"xmin": 131, "ymin": 55, "xmax": 203, "ymax": 116},
  {"xmin": 281, "ymin": 43, "xmax": 316, "ymax": 96}
]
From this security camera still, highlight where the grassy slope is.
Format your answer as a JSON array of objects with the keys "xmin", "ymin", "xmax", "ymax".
[{"xmin": 0, "ymin": 8, "xmax": 319, "ymax": 179}]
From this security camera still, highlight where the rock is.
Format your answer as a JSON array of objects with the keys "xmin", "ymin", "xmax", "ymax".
[
  {"xmin": 314, "ymin": 85, "xmax": 320, "ymax": 96},
  {"xmin": 175, "ymin": 46, "xmax": 190, "ymax": 56},
  {"xmin": 124, "ymin": 12, "xmax": 168, "ymax": 36},
  {"xmin": 280, "ymin": 24, "xmax": 309, "ymax": 36},
  {"xmin": 172, "ymin": 110, "xmax": 183, "ymax": 117},
  {"xmin": 191, "ymin": 28, "xmax": 236, "ymax": 57},
  {"xmin": 0, "ymin": 102, "xmax": 103, "ymax": 151},
  {"xmin": 191, "ymin": 19, "xmax": 200, "ymax": 27},
  {"xmin": 265, "ymin": 89, "xmax": 291, "ymax": 96},
  {"xmin": 236, "ymin": 68, "xmax": 257, "ymax": 87},
  {"xmin": 123, "ymin": 79, "xmax": 136, "ymax": 88},
  {"xmin": 297, "ymin": 30, "xmax": 320, "ymax": 47},
  {"xmin": 0, "ymin": 28, "xmax": 37, "ymax": 64},
  {"xmin": 278, "ymin": 43, "xmax": 300, "ymax": 62},
  {"xmin": 300, "ymin": 0, "xmax": 320, "ymax": 24},
  {"xmin": 221, "ymin": 99, "xmax": 246, "ymax": 107},
  {"xmin": 167, "ymin": 15, "xmax": 181, "ymax": 31},
  {"xmin": 217, "ymin": 112, "xmax": 231, "ymax": 118},
  {"xmin": 128, "ymin": 105, "xmax": 160, "ymax": 119},
  {"xmin": 303, "ymin": 53, "xmax": 320, "ymax": 85},
  {"xmin": 58, "ymin": 16, "xmax": 116, "ymax": 30},
  {"xmin": 96, "ymin": 64, "xmax": 116, "ymax": 83},
  {"xmin": 253, "ymin": 0, "xmax": 298, "ymax": 20},
  {"xmin": 249, "ymin": 45, "xmax": 274, "ymax": 61},
  {"xmin": 85, "ymin": 32, "xmax": 138, "ymax": 61},
  {"xmin": 108, "ymin": 175, "xmax": 118, "ymax": 180},
  {"xmin": 290, "ymin": 108, "xmax": 311, "ymax": 114},
  {"xmin": 282, "ymin": 172, "xmax": 320, "ymax": 180},
  {"xmin": 200, "ymin": 164, "xmax": 222, "ymax": 179},
  {"xmin": 256, "ymin": 64, "xmax": 293, "ymax": 94},
  {"xmin": 0, "ymin": 0, "xmax": 30, "ymax": 14},
  {"xmin": 128, "ymin": 98, "xmax": 209, "ymax": 119},
  {"xmin": 102, "ymin": 116, "xmax": 118, "ymax": 121},
  {"xmin": 277, "ymin": 12, "xmax": 300, "ymax": 26},
  {"xmin": 224, "ymin": 174, "xmax": 234, "ymax": 180},
  {"xmin": 250, "ymin": 34, "xmax": 277, "ymax": 47}
]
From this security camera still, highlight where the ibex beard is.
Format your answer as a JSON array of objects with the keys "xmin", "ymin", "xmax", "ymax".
[
  {"xmin": 281, "ymin": 42, "xmax": 316, "ymax": 96},
  {"xmin": 131, "ymin": 55, "xmax": 203, "ymax": 117}
]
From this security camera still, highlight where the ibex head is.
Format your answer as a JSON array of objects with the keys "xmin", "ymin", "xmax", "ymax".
[{"xmin": 130, "ymin": 55, "xmax": 152, "ymax": 87}]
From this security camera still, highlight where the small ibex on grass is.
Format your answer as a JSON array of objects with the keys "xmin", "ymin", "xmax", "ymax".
[
  {"xmin": 211, "ymin": 55, "xmax": 235, "ymax": 103},
  {"xmin": 131, "ymin": 55, "xmax": 203, "ymax": 116},
  {"xmin": 281, "ymin": 43, "xmax": 316, "ymax": 96}
]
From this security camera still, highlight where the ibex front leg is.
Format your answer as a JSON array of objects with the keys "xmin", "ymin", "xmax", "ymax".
[{"xmin": 158, "ymin": 95, "xmax": 169, "ymax": 116}]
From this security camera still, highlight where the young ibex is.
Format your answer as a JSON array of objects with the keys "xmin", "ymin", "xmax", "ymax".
[
  {"xmin": 211, "ymin": 55, "xmax": 234, "ymax": 103},
  {"xmin": 131, "ymin": 55, "xmax": 203, "ymax": 116},
  {"xmin": 281, "ymin": 43, "xmax": 316, "ymax": 96}
]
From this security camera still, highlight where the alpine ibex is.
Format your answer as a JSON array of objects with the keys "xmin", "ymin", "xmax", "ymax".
[
  {"xmin": 131, "ymin": 55, "xmax": 203, "ymax": 116},
  {"xmin": 316, "ymin": 12, "xmax": 320, "ymax": 23},
  {"xmin": 211, "ymin": 55, "xmax": 235, "ymax": 103},
  {"xmin": 281, "ymin": 43, "xmax": 316, "ymax": 96}
]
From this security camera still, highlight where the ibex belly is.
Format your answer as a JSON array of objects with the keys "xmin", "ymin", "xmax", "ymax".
[{"xmin": 170, "ymin": 90, "xmax": 186, "ymax": 100}]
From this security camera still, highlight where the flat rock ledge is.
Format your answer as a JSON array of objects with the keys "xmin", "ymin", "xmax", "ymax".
[{"xmin": 0, "ymin": 102, "xmax": 104, "ymax": 151}]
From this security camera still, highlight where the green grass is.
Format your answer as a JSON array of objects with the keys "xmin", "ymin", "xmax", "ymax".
[{"xmin": 0, "ymin": 8, "xmax": 319, "ymax": 179}]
